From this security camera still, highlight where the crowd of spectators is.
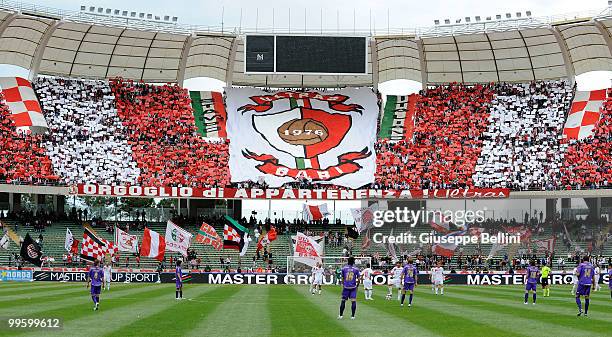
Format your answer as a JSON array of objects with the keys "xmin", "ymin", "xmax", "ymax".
[
  {"xmin": 110, "ymin": 78, "xmax": 229, "ymax": 188},
  {"xmin": 374, "ymin": 83, "xmax": 495, "ymax": 190},
  {"xmin": 35, "ymin": 77, "xmax": 141, "ymax": 185},
  {"xmin": 560, "ymin": 88, "xmax": 611, "ymax": 189},
  {"xmin": 473, "ymin": 80, "xmax": 572, "ymax": 190},
  {"xmin": 1, "ymin": 76, "xmax": 610, "ymax": 191},
  {"xmin": 0, "ymin": 98, "xmax": 58, "ymax": 184}
]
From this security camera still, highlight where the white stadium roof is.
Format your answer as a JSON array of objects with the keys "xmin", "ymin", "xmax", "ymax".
[{"xmin": 1, "ymin": 0, "xmax": 612, "ymax": 87}]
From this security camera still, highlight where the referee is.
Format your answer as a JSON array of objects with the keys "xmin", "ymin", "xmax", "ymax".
[{"xmin": 541, "ymin": 264, "xmax": 552, "ymax": 297}]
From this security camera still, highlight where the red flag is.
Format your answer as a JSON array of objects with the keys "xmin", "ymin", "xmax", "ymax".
[
  {"xmin": 257, "ymin": 227, "xmax": 278, "ymax": 252},
  {"xmin": 140, "ymin": 227, "xmax": 166, "ymax": 261},
  {"xmin": 70, "ymin": 239, "xmax": 80, "ymax": 254},
  {"xmin": 361, "ymin": 229, "xmax": 372, "ymax": 251},
  {"xmin": 303, "ymin": 203, "xmax": 329, "ymax": 221},
  {"xmin": 0, "ymin": 77, "xmax": 47, "ymax": 129}
]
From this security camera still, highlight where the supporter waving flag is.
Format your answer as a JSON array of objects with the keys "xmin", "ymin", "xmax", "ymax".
[
  {"xmin": 432, "ymin": 230, "xmax": 467, "ymax": 257},
  {"xmin": 65, "ymin": 228, "xmax": 79, "ymax": 254},
  {"xmin": 20, "ymin": 233, "xmax": 43, "ymax": 267},
  {"xmin": 81, "ymin": 226, "xmax": 117, "ymax": 263},
  {"xmin": 195, "ymin": 222, "xmax": 222, "ymax": 250},
  {"xmin": 223, "ymin": 215, "xmax": 250, "ymax": 256},
  {"xmin": 303, "ymin": 203, "xmax": 329, "ymax": 222},
  {"xmin": 165, "ymin": 221, "xmax": 193, "ymax": 257},
  {"xmin": 0, "ymin": 232, "xmax": 10, "ymax": 250},
  {"xmin": 114, "ymin": 227, "xmax": 139, "ymax": 253},
  {"xmin": 256, "ymin": 227, "xmax": 277, "ymax": 252},
  {"xmin": 140, "ymin": 227, "xmax": 166, "ymax": 261}
]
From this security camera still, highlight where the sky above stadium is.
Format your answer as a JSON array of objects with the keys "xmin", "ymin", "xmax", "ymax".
[
  {"xmin": 0, "ymin": 0, "xmax": 610, "ymax": 92},
  {"xmin": 33, "ymin": 0, "xmax": 610, "ymax": 31}
]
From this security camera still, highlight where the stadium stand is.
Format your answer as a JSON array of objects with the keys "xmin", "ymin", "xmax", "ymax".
[
  {"xmin": 35, "ymin": 77, "xmax": 141, "ymax": 185},
  {"xmin": 1, "ymin": 214, "xmax": 610, "ymax": 272},
  {"xmin": 1, "ymin": 76, "xmax": 608, "ymax": 191},
  {"xmin": 473, "ymin": 80, "xmax": 573, "ymax": 189},
  {"xmin": 109, "ymin": 78, "xmax": 230, "ymax": 188},
  {"xmin": 560, "ymin": 88, "xmax": 612, "ymax": 189},
  {"xmin": 374, "ymin": 83, "xmax": 495, "ymax": 190}
]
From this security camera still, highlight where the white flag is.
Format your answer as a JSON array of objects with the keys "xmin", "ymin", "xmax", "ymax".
[
  {"xmin": 114, "ymin": 227, "xmax": 139, "ymax": 253},
  {"xmin": 165, "ymin": 221, "xmax": 193, "ymax": 257},
  {"xmin": 0, "ymin": 232, "xmax": 9, "ymax": 250},
  {"xmin": 64, "ymin": 228, "xmax": 74, "ymax": 252},
  {"xmin": 351, "ymin": 202, "xmax": 379, "ymax": 233},
  {"xmin": 302, "ymin": 203, "xmax": 329, "ymax": 221},
  {"xmin": 240, "ymin": 233, "xmax": 250, "ymax": 257},
  {"xmin": 291, "ymin": 232, "xmax": 323, "ymax": 267}
]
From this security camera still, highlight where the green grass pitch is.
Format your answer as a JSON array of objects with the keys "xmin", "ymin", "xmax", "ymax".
[{"xmin": 0, "ymin": 282, "xmax": 610, "ymax": 336}]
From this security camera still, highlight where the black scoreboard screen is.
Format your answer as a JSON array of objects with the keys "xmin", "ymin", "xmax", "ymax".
[{"xmin": 245, "ymin": 35, "xmax": 367, "ymax": 74}]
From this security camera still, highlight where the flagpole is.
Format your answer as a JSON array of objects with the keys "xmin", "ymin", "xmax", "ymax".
[
  {"xmin": 333, "ymin": 200, "xmax": 336, "ymax": 223},
  {"xmin": 268, "ymin": 199, "xmax": 271, "ymax": 220}
]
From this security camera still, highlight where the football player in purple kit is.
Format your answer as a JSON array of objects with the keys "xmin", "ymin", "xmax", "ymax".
[
  {"xmin": 175, "ymin": 259, "xmax": 183, "ymax": 300},
  {"xmin": 338, "ymin": 256, "xmax": 360, "ymax": 320},
  {"xmin": 86, "ymin": 260, "xmax": 104, "ymax": 311},
  {"xmin": 400, "ymin": 258, "xmax": 418, "ymax": 307},
  {"xmin": 575, "ymin": 256, "xmax": 595, "ymax": 317},
  {"xmin": 524, "ymin": 260, "xmax": 540, "ymax": 305},
  {"xmin": 608, "ymin": 262, "xmax": 612, "ymax": 300}
]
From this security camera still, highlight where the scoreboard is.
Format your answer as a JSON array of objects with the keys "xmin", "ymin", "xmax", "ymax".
[{"xmin": 245, "ymin": 35, "xmax": 367, "ymax": 74}]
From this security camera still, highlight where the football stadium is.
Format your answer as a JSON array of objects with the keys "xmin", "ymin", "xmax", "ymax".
[{"xmin": 0, "ymin": 0, "xmax": 611, "ymax": 336}]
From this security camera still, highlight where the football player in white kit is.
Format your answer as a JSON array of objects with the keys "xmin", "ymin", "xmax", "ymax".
[
  {"xmin": 571, "ymin": 266, "xmax": 579, "ymax": 295},
  {"xmin": 361, "ymin": 265, "xmax": 374, "ymax": 300},
  {"xmin": 387, "ymin": 261, "xmax": 403, "ymax": 301},
  {"xmin": 594, "ymin": 264, "xmax": 601, "ymax": 291},
  {"xmin": 431, "ymin": 261, "xmax": 445, "ymax": 295},
  {"xmin": 310, "ymin": 262, "xmax": 324, "ymax": 295},
  {"xmin": 103, "ymin": 262, "xmax": 112, "ymax": 291}
]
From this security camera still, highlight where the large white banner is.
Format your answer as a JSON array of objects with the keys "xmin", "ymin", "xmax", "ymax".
[
  {"xmin": 114, "ymin": 227, "xmax": 139, "ymax": 253},
  {"xmin": 165, "ymin": 221, "xmax": 193, "ymax": 257},
  {"xmin": 292, "ymin": 232, "xmax": 323, "ymax": 267},
  {"xmin": 226, "ymin": 88, "xmax": 378, "ymax": 189}
]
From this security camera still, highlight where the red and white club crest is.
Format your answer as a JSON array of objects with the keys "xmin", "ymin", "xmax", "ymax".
[{"xmin": 237, "ymin": 91, "xmax": 372, "ymax": 183}]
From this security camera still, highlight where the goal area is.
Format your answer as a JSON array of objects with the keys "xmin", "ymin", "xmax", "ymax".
[{"xmin": 286, "ymin": 256, "xmax": 372, "ymax": 275}]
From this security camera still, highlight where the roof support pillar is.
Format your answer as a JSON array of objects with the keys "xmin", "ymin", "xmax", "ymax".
[
  {"xmin": 225, "ymin": 36, "xmax": 239, "ymax": 87},
  {"xmin": 370, "ymin": 37, "xmax": 379, "ymax": 92},
  {"xmin": 416, "ymin": 38, "xmax": 427, "ymax": 90},
  {"xmin": 176, "ymin": 34, "xmax": 193, "ymax": 85},
  {"xmin": 550, "ymin": 27, "xmax": 576, "ymax": 85},
  {"xmin": 30, "ymin": 20, "xmax": 62, "ymax": 80},
  {"xmin": 593, "ymin": 20, "xmax": 612, "ymax": 60}
]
